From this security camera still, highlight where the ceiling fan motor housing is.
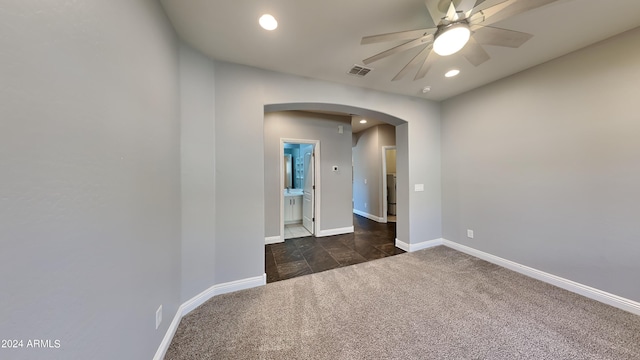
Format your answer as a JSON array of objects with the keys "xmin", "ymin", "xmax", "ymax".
[{"xmin": 433, "ymin": 21, "xmax": 471, "ymax": 56}]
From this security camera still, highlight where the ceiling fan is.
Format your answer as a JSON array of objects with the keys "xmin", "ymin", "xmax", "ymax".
[{"xmin": 361, "ymin": 0, "xmax": 560, "ymax": 81}]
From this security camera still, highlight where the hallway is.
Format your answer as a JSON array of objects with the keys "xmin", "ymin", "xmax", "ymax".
[{"xmin": 265, "ymin": 214, "xmax": 404, "ymax": 283}]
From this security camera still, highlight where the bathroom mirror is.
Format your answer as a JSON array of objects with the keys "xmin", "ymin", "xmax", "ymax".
[{"xmin": 284, "ymin": 154, "xmax": 292, "ymax": 189}]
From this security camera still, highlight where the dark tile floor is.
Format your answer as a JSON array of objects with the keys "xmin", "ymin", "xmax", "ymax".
[{"xmin": 265, "ymin": 214, "xmax": 405, "ymax": 283}]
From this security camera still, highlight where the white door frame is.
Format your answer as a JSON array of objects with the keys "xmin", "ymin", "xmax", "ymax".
[
  {"xmin": 381, "ymin": 146, "xmax": 396, "ymax": 223},
  {"xmin": 280, "ymin": 138, "xmax": 321, "ymax": 241}
]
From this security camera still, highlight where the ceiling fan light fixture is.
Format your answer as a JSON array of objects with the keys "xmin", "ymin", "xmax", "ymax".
[{"xmin": 433, "ymin": 23, "xmax": 471, "ymax": 56}]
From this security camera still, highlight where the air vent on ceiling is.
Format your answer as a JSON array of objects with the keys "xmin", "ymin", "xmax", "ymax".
[{"xmin": 347, "ymin": 64, "xmax": 372, "ymax": 77}]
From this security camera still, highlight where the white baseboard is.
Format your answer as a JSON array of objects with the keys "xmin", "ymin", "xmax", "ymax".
[
  {"xmin": 153, "ymin": 306, "xmax": 182, "ymax": 360},
  {"xmin": 316, "ymin": 226, "xmax": 354, "ymax": 237},
  {"xmin": 442, "ymin": 240, "xmax": 640, "ymax": 317},
  {"xmin": 181, "ymin": 274, "xmax": 266, "ymax": 315},
  {"xmin": 265, "ymin": 235, "xmax": 282, "ymax": 244},
  {"xmin": 353, "ymin": 208, "xmax": 385, "ymax": 223},
  {"xmin": 395, "ymin": 238, "xmax": 443, "ymax": 252},
  {"xmin": 153, "ymin": 273, "xmax": 266, "ymax": 360}
]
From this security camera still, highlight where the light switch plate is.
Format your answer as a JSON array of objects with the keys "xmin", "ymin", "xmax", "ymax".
[{"xmin": 414, "ymin": 184, "xmax": 424, "ymax": 192}]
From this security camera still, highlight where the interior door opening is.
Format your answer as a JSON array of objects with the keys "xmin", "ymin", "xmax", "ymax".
[{"xmin": 281, "ymin": 140, "xmax": 318, "ymax": 241}]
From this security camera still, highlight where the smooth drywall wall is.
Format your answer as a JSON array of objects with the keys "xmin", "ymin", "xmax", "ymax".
[
  {"xmin": 442, "ymin": 27, "xmax": 640, "ymax": 302},
  {"xmin": 378, "ymin": 124, "xmax": 396, "ymax": 148},
  {"xmin": 353, "ymin": 127, "xmax": 381, "ymax": 218},
  {"xmin": 264, "ymin": 111, "xmax": 353, "ymax": 237},
  {"xmin": 403, "ymin": 113, "xmax": 441, "ymax": 245},
  {"xmin": 213, "ymin": 62, "xmax": 266, "ymax": 284},
  {"xmin": 179, "ymin": 43, "xmax": 217, "ymax": 302},
  {"xmin": 396, "ymin": 123, "xmax": 411, "ymax": 244},
  {"xmin": 386, "ymin": 149, "xmax": 397, "ymax": 174},
  {"xmin": 0, "ymin": 1, "xmax": 181, "ymax": 359},
  {"xmin": 353, "ymin": 125, "xmax": 396, "ymax": 219},
  {"xmin": 206, "ymin": 60, "xmax": 440, "ymax": 284}
]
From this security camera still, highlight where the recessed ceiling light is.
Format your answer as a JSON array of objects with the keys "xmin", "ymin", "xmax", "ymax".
[
  {"xmin": 359, "ymin": 119, "xmax": 367, "ymax": 124},
  {"xmin": 259, "ymin": 14, "xmax": 278, "ymax": 31},
  {"xmin": 445, "ymin": 69, "xmax": 460, "ymax": 78},
  {"xmin": 422, "ymin": 86, "xmax": 431, "ymax": 93}
]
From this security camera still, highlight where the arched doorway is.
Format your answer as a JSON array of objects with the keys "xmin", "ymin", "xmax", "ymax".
[{"xmin": 263, "ymin": 103, "xmax": 410, "ymax": 281}]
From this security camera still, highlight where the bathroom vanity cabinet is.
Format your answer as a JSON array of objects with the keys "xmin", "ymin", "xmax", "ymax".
[{"xmin": 284, "ymin": 194, "xmax": 303, "ymax": 224}]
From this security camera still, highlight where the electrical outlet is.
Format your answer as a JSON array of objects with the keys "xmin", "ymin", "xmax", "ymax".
[
  {"xmin": 364, "ymin": 179, "xmax": 367, "ymax": 184},
  {"xmin": 156, "ymin": 305, "xmax": 162, "ymax": 330},
  {"xmin": 467, "ymin": 229, "xmax": 474, "ymax": 239},
  {"xmin": 364, "ymin": 202, "xmax": 367, "ymax": 209}
]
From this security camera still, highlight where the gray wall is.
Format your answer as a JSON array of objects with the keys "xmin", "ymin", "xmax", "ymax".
[
  {"xmin": 1, "ymin": 5, "xmax": 443, "ymax": 355},
  {"xmin": 405, "ymin": 114, "xmax": 442, "ymax": 244},
  {"xmin": 183, "ymin": 59, "xmax": 441, "ymax": 285},
  {"xmin": 386, "ymin": 149, "xmax": 397, "ymax": 174},
  {"xmin": 353, "ymin": 125, "xmax": 396, "ymax": 219},
  {"xmin": 396, "ymin": 123, "xmax": 410, "ymax": 244},
  {"xmin": 442, "ymin": 27, "xmax": 640, "ymax": 302},
  {"xmin": 0, "ymin": 1, "xmax": 181, "ymax": 359},
  {"xmin": 10, "ymin": 3, "xmax": 635, "ymax": 358},
  {"xmin": 179, "ymin": 43, "xmax": 217, "ymax": 302},
  {"xmin": 264, "ymin": 111, "xmax": 353, "ymax": 237},
  {"xmin": 378, "ymin": 124, "xmax": 396, "ymax": 149}
]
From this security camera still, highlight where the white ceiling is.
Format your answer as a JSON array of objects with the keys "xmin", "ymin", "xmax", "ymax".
[{"xmin": 160, "ymin": 0, "xmax": 640, "ymax": 102}]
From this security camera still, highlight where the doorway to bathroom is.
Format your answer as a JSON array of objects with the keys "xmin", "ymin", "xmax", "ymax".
[{"xmin": 281, "ymin": 140, "xmax": 319, "ymax": 240}]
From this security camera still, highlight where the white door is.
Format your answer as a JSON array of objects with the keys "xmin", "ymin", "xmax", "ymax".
[{"xmin": 302, "ymin": 146, "xmax": 315, "ymax": 234}]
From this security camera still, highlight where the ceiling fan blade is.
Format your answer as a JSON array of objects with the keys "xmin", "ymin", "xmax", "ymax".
[
  {"xmin": 415, "ymin": 47, "xmax": 439, "ymax": 80},
  {"xmin": 445, "ymin": 1, "xmax": 460, "ymax": 21},
  {"xmin": 470, "ymin": 0, "xmax": 559, "ymax": 27},
  {"xmin": 425, "ymin": 0, "xmax": 445, "ymax": 26},
  {"xmin": 468, "ymin": 0, "xmax": 510, "ymax": 24},
  {"xmin": 460, "ymin": 37, "xmax": 490, "ymax": 66},
  {"xmin": 457, "ymin": 0, "xmax": 482, "ymax": 13},
  {"xmin": 465, "ymin": 0, "xmax": 504, "ymax": 18},
  {"xmin": 470, "ymin": 0, "xmax": 507, "ymax": 13},
  {"xmin": 363, "ymin": 35, "xmax": 434, "ymax": 65},
  {"xmin": 455, "ymin": 0, "xmax": 484, "ymax": 18},
  {"xmin": 473, "ymin": 26, "xmax": 533, "ymax": 48},
  {"xmin": 392, "ymin": 45, "xmax": 433, "ymax": 81},
  {"xmin": 361, "ymin": 28, "xmax": 436, "ymax": 45}
]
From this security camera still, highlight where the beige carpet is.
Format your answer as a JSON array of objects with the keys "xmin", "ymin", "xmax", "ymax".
[{"xmin": 166, "ymin": 246, "xmax": 640, "ymax": 359}]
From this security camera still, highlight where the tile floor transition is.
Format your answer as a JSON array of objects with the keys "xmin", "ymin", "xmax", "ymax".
[
  {"xmin": 284, "ymin": 223, "xmax": 312, "ymax": 239},
  {"xmin": 265, "ymin": 214, "xmax": 404, "ymax": 283}
]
